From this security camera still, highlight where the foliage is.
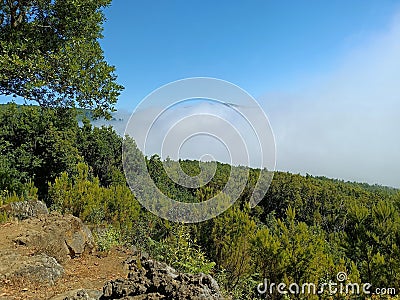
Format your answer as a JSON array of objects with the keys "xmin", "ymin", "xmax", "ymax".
[
  {"xmin": 77, "ymin": 118, "xmax": 124, "ymax": 186},
  {"xmin": 0, "ymin": 154, "xmax": 25, "ymax": 195},
  {"xmin": 0, "ymin": 180, "xmax": 38, "ymax": 224},
  {"xmin": 211, "ymin": 206, "xmax": 256, "ymax": 290},
  {"xmin": 94, "ymin": 225, "xmax": 121, "ymax": 253},
  {"xmin": 1, "ymin": 103, "xmax": 400, "ymax": 299},
  {"xmin": 148, "ymin": 223, "xmax": 215, "ymax": 275},
  {"xmin": 345, "ymin": 198, "xmax": 400, "ymax": 290},
  {"xmin": 0, "ymin": 0, "xmax": 123, "ymax": 118},
  {"xmin": 0, "ymin": 103, "xmax": 80, "ymax": 198},
  {"xmin": 0, "ymin": 103, "xmax": 127, "ymax": 200},
  {"xmin": 253, "ymin": 208, "xmax": 333, "ymax": 299},
  {"xmin": 48, "ymin": 162, "xmax": 141, "ymax": 237},
  {"xmin": 0, "ymin": 180, "xmax": 37, "ymax": 205}
]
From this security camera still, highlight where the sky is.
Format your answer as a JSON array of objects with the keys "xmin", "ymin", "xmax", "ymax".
[
  {"xmin": 2, "ymin": 1, "xmax": 400, "ymax": 187},
  {"xmin": 98, "ymin": 1, "xmax": 400, "ymax": 187},
  {"xmin": 100, "ymin": 0, "xmax": 400, "ymax": 109}
]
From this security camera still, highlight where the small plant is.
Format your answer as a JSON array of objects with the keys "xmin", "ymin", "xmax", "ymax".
[
  {"xmin": 148, "ymin": 224, "xmax": 215, "ymax": 274},
  {"xmin": 94, "ymin": 226, "xmax": 121, "ymax": 253},
  {"xmin": 22, "ymin": 180, "xmax": 38, "ymax": 201},
  {"xmin": 215, "ymin": 270, "xmax": 261, "ymax": 300},
  {"xmin": 0, "ymin": 211, "xmax": 9, "ymax": 223},
  {"xmin": 0, "ymin": 180, "xmax": 38, "ymax": 206}
]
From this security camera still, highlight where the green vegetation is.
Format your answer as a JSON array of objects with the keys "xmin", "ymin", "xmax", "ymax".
[
  {"xmin": 1, "ymin": 3, "xmax": 398, "ymax": 297},
  {"xmin": 94, "ymin": 225, "xmax": 122, "ymax": 253},
  {"xmin": 148, "ymin": 223, "xmax": 216, "ymax": 274},
  {"xmin": 0, "ymin": 0, "xmax": 123, "ymax": 118},
  {"xmin": 0, "ymin": 103, "xmax": 399, "ymax": 299}
]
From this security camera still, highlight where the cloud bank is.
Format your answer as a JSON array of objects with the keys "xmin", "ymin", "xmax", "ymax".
[
  {"xmin": 263, "ymin": 13, "xmax": 400, "ymax": 187},
  {"xmin": 98, "ymin": 12, "xmax": 400, "ymax": 188}
]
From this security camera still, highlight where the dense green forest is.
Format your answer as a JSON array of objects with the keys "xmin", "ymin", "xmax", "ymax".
[
  {"xmin": 1, "ymin": 1, "xmax": 398, "ymax": 298},
  {"xmin": 1, "ymin": 103, "xmax": 399, "ymax": 299}
]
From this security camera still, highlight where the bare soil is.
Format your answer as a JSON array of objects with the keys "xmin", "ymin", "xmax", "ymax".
[{"xmin": 0, "ymin": 221, "xmax": 132, "ymax": 300}]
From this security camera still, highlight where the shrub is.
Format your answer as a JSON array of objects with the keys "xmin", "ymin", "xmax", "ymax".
[
  {"xmin": 94, "ymin": 226, "xmax": 121, "ymax": 253},
  {"xmin": 48, "ymin": 162, "xmax": 141, "ymax": 237},
  {"xmin": 148, "ymin": 224, "xmax": 215, "ymax": 274}
]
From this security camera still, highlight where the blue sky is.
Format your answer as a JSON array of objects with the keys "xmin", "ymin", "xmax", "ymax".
[
  {"xmin": 2, "ymin": 1, "xmax": 400, "ymax": 187},
  {"xmin": 100, "ymin": 0, "xmax": 400, "ymax": 109},
  {"xmin": 98, "ymin": 1, "xmax": 400, "ymax": 187}
]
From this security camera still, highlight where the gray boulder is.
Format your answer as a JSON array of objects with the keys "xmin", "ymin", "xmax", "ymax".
[
  {"xmin": 50, "ymin": 289, "xmax": 102, "ymax": 300},
  {"xmin": 0, "ymin": 251, "xmax": 63, "ymax": 285},
  {"xmin": 0, "ymin": 200, "xmax": 48, "ymax": 220},
  {"xmin": 13, "ymin": 212, "xmax": 95, "ymax": 262},
  {"xmin": 100, "ymin": 253, "xmax": 223, "ymax": 300}
]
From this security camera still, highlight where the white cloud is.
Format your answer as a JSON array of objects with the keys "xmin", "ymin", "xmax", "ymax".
[
  {"xmin": 123, "ymin": 100, "xmax": 275, "ymax": 169},
  {"xmin": 262, "ymin": 12, "xmax": 400, "ymax": 187},
  {"xmin": 98, "ymin": 13, "xmax": 400, "ymax": 188}
]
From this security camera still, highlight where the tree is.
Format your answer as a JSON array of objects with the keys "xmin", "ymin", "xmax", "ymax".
[
  {"xmin": 148, "ymin": 223, "xmax": 215, "ymax": 274},
  {"xmin": 252, "ymin": 207, "xmax": 333, "ymax": 300},
  {"xmin": 0, "ymin": 0, "xmax": 123, "ymax": 118},
  {"xmin": 0, "ymin": 103, "xmax": 80, "ymax": 198},
  {"xmin": 77, "ymin": 118, "xmax": 124, "ymax": 186},
  {"xmin": 212, "ymin": 206, "xmax": 256, "ymax": 289},
  {"xmin": 49, "ymin": 162, "xmax": 141, "ymax": 233},
  {"xmin": 344, "ymin": 199, "xmax": 400, "ymax": 289}
]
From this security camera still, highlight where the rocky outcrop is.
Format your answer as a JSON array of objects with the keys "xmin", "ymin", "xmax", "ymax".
[
  {"xmin": 0, "ymin": 202, "xmax": 223, "ymax": 299},
  {"xmin": 50, "ymin": 251, "xmax": 223, "ymax": 300},
  {"xmin": 13, "ymin": 212, "xmax": 95, "ymax": 263},
  {"xmin": 101, "ymin": 252, "xmax": 223, "ymax": 300},
  {"xmin": 0, "ymin": 200, "xmax": 48, "ymax": 220},
  {"xmin": 50, "ymin": 289, "xmax": 102, "ymax": 300},
  {"xmin": 0, "ymin": 251, "xmax": 63, "ymax": 285}
]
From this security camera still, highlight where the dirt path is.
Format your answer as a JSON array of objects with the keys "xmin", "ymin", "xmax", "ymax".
[{"xmin": 0, "ymin": 221, "xmax": 132, "ymax": 300}]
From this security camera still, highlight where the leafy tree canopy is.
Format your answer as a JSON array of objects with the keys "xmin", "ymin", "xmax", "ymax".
[{"xmin": 0, "ymin": 0, "xmax": 123, "ymax": 118}]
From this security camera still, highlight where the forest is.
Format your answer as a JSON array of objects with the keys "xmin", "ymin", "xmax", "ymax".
[
  {"xmin": 1, "ymin": 103, "xmax": 399, "ymax": 299},
  {"xmin": 1, "ymin": 1, "xmax": 399, "ymax": 298}
]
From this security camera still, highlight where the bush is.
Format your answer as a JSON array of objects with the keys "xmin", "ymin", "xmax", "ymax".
[
  {"xmin": 148, "ymin": 224, "xmax": 215, "ymax": 274},
  {"xmin": 94, "ymin": 226, "xmax": 121, "ymax": 252},
  {"xmin": 0, "ymin": 180, "xmax": 38, "ymax": 206},
  {"xmin": 48, "ymin": 162, "xmax": 141, "ymax": 236}
]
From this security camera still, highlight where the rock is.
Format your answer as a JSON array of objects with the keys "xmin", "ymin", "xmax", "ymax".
[
  {"xmin": 100, "ymin": 253, "xmax": 223, "ymax": 300},
  {"xmin": 0, "ymin": 200, "xmax": 48, "ymax": 220},
  {"xmin": 50, "ymin": 289, "xmax": 102, "ymax": 300},
  {"xmin": 123, "ymin": 294, "xmax": 165, "ymax": 300},
  {"xmin": 0, "ymin": 251, "xmax": 63, "ymax": 285},
  {"xmin": 13, "ymin": 212, "xmax": 95, "ymax": 262}
]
